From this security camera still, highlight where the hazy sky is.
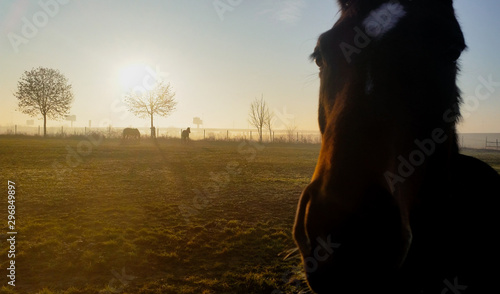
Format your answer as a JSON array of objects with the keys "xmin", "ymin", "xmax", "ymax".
[{"xmin": 1, "ymin": 0, "xmax": 499, "ymax": 132}]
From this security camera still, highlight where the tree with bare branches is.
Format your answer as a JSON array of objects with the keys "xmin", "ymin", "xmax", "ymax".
[
  {"xmin": 124, "ymin": 81, "xmax": 177, "ymax": 138},
  {"xmin": 15, "ymin": 67, "xmax": 74, "ymax": 137},
  {"xmin": 249, "ymin": 95, "xmax": 272, "ymax": 143},
  {"xmin": 286, "ymin": 121, "xmax": 298, "ymax": 143},
  {"xmin": 265, "ymin": 108, "xmax": 274, "ymax": 142}
]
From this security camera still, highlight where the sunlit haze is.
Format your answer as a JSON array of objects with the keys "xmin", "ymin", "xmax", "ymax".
[{"xmin": 1, "ymin": 0, "xmax": 499, "ymax": 132}]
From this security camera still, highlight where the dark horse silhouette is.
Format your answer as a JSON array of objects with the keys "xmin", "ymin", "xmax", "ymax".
[
  {"xmin": 294, "ymin": 1, "xmax": 500, "ymax": 293},
  {"xmin": 122, "ymin": 128, "xmax": 140, "ymax": 140},
  {"xmin": 181, "ymin": 127, "xmax": 191, "ymax": 143}
]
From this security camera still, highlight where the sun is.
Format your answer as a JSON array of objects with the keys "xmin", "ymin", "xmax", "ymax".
[{"xmin": 118, "ymin": 63, "xmax": 148, "ymax": 91}]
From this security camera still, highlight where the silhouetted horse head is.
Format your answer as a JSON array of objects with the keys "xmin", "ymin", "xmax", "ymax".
[{"xmin": 291, "ymin": 1, "xmax": 500, "ymax": 293}]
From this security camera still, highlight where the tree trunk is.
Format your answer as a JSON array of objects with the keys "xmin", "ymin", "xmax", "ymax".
[
  {"xmin": 43, "ymin": 114, "xmax": 47, "ymax": 137},
  {"xmin": 150, "ymin": 114, "xmax": 155, "ymax": 138}
]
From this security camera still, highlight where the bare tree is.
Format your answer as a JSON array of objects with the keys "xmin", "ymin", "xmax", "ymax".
[
  {"xmin": 15, "ymin": 67, "xmax": 74, "ymax": 137},
  {"xmin": 124, "ymin": 81, "xmax": 177, "ymax": 138},
  {"xmin": 249, "ymin": 95, "xmax": 270, "ymax": 143},
  {"xmin": 265, "ymin": 108, "xmax": 274, "ymax": 142},
  {"xmin": 286, "ymin": 121, "xmax": 298, "ymax": 143}
]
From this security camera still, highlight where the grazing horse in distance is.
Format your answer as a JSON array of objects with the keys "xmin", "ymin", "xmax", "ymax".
[
  {"xmin": 122, "ymin": 128, "xmax": 140, "ymax": 140},
  {"xmin": 293, "ymin": 1, "xmax": 500, "ymax": 293},
  {"xmin": 181, "ymin": 127, "xmax": 191, "ymax": 143}
]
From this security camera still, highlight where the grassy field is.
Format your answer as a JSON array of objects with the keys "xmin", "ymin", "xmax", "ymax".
[
  {"xmin": 0, "ymin": 136, "xmax": 318, "ymax": 294},
  {"xmin": 461, "ymin": 148, "xmax": 500, "ymax": 173},
  {"xmin": 0, "ymin": 136, "xmax": 498, "ymax": 294}
]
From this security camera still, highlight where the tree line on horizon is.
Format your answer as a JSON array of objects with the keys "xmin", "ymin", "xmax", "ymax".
[{"xmin": 14, "ymin": 66, "xmax": 290, "ymax": 141}]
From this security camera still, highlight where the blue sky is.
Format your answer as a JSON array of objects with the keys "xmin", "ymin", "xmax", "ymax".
[{"xmin": 0, "ymin": 0, "xmax": 499, "ymax": 132}]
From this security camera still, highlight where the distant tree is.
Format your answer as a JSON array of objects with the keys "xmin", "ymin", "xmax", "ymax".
[
  {"xmin": 124, "ymin": 81, "xmax": 177, "ymax": 138},
  {"xmin": 249, "ymin": 95, "xmax": 270, "ymax": 143},
  {"xmin": 286, "ymin": 122, "xmax": 298, "ymax": 143},
  {"xmin": 15, "ymin": 67, "xmax": 74, "ymax": 137},
  {"xmin": 265, "ymin": 108, "xmax": 274, "ymax": 142}
]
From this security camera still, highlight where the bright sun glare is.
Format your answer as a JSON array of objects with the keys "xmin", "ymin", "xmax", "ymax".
[{"xmin": 118, "ymin": 64, "xmax": 149, "ymax": 91}]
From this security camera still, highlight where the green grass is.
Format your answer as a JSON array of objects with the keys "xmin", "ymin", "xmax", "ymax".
[
  {"xmin": 0, "ymin": 136, "xmax": 498, "ymax": 293},
  {"xmin": 0, "ymin": 137, "xmax": 317, "ymax": 294},
  {"xmin": 461, "ymin": 148, "xmax": 500, "ymax": 173}
]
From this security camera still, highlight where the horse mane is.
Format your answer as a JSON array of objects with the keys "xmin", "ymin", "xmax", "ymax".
[
  {"xmin": 337, "ymin": 0, "xmax": 389, "ymax": 16},
  {"xmin": 337, "ymin": 0, "xmax": 455, "ymax": 17}
]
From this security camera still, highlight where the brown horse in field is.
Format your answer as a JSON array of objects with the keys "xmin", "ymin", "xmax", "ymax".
[
  {"xmin": 122, "ymin": 128, "xmax": 140, "ymax": 140},
  {"xmin": 181, "ymin": 127, "xmax": 191, "ymax": 143},
  {"xmin": 294, "ymin": 1, "xmax": 500, "ymax": 293}
]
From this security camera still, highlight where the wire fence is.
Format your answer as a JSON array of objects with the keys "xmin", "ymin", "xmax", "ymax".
[
  {"xmin": 458, "ymin": 133, "xmax": 500, "ymax": 150},
  {"xmin": 0, "ymin": 125, "xmax": 322, "ymax": 144},
  {"xmin": 2, "ymin": 125, "xmax": 499, "ymax": 148},
  {"xmin": 485, "ymin": 137, "xmax": 500, "ymax": 150}
]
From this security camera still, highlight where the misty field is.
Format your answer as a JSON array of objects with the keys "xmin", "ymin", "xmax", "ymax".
[
  {"xmin": 0, "ymin": 136, "xmax": 499, "ymax": 294},
  {"xmin": 0, "ymin": 136, "xmax": 318, "ymax": 294}
]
